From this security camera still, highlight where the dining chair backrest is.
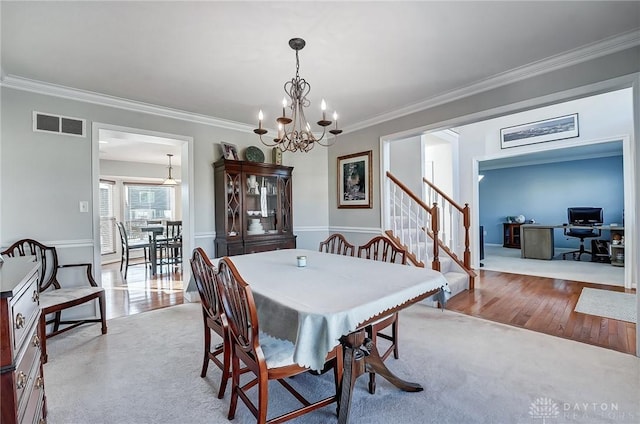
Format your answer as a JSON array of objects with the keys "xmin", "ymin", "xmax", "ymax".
[
  {"xmin": 318, "ymin": 233, "xmax": 355, "ymax": 256},
  {"xmin": 357, "ymin": 235, "xmax": 407, "ymax": 265},
  {"xmin": 166, "ymin": 220, "xmax": 182, "ymax": 240},
  {"xmin": 116, "ymin": 221, "xmax": 129, "ymax": 249},
  {"xmin": 190, "ymin": 247, "xmax": 222, "ymax": 321},
  {"xmin": 215, "ymin": 257, "xmax": 261, "ymax": 357}
]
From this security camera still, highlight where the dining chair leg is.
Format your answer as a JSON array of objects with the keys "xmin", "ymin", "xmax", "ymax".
[
  {"xmin": 99, "ymin": 292, "xmax": 108, "ymax": 335},
  {"xmin": 39, "ymin": 312, "xmax": 48, "ymax": 364},
  {"xmin": 217, "ymin": 333, "xmax": 231, "ymax": 399},
  {"xmin": 228, "ymin": 353, "xmax": 240, "ymax": 420},
  {"xmin": 257, "ymin": 374, "xmax": 268, "ymax": 424},
  {"xmin": 201, "ymin": 325, "xmax": 211, "ymax": 378}
]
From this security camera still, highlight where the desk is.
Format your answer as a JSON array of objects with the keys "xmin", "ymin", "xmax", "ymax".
[
  {"xmin": 140, "ymin": 226, "xmax": 164, "ymax": 275},
  {"xmin": 520, "ymin": 224, "xmax": 624, "ymax": 262},
  {"xmin": 224, "ymin": 249, "xmax": 447, "ymax": 423}
]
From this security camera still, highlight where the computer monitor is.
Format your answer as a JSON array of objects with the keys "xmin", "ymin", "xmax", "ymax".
[{"xmin": 568, "ymin": 207, "xmax": 603, "ymax": 225}]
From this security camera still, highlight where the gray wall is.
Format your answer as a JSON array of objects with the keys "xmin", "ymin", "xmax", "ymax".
[{"xmin": 1, "ymin": 88, "xmax": 330, "ymax": 263}]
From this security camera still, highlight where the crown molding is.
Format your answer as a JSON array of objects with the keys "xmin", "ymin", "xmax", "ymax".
[
  {"xmin": 344, "ymin": 30, "xmax": 640, "ymax": 134},
  {"xmin": 2, "ymin": 30, "xmax": 638, "ymax": 135},
  {"xmin": 0, "ymin": 75, "xmax": 255, "ymax": 133}
]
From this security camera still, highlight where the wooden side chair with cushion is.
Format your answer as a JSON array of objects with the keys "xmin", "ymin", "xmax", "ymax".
[
  {"xmin": 357, "ymin": 235, "xmax": 407, "ymax": 394},
  {"xmin": 190, "ymin": 247, "xmax": 230, "ymax": 399},
  {"xmin": 216, "ymin": 257, "xmax": 343, "ymax": 424},
  {"xmin": 116, "ymin": 221, "xmax": 149, "ymax": 279},
  {"xmin": 1, "ymin": 239, "xmax": 107, "ymax": 364},
  {"xmin": 318, "ymin": 233, "xmax": 355, "ymax": 256}
]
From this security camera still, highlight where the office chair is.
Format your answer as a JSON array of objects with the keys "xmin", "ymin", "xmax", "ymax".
[{"xmin": 562, "ymin": 207, "xmax": 602, "ymax": 261}]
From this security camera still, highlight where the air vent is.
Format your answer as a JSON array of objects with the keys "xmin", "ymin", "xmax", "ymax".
[{"xmin": 33, "ymin": 111, "xmax": 86, "ymax": 137}]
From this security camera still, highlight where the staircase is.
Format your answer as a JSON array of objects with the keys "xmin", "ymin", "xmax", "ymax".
[{"xmin": 384, "ymin": 172, "xmax": 476, "ymax": 304}]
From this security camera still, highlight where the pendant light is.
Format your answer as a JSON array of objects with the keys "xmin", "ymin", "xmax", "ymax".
[{"xmin": 162, "ymin": 153, "xmax": 177, "ymax": 186}]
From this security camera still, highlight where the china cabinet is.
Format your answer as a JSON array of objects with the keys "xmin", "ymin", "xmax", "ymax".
[{"xmin": 213, "ymin": 159, "xmax": 296, "ymax": 256}]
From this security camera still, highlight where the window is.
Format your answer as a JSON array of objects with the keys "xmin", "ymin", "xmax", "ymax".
[
  {"xmin": 124, "ymin": 184, "xmax": 176, "ymax": 240},
  {"xmin": 99, "ymin": 181, "xmax": 116, "ymax": 254}
]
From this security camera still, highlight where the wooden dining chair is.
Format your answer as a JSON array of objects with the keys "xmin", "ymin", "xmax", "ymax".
[
  {"xmin": 318, "ymin": 233, "xmax": 355, "ymax": 256},
  {"xmin": 1, "ymin": 239, "xmax": 107, "ymax": 364},
  {"xmin": 357, "ymin": 235, "xmax": 407, "ymax": 394},
  {"xmin": 158, "ymin": 220, "xmax": 182, "ymax": 274},
  {"xmin": 115, "ymin": 221, "xmax": 149, "ymax": 279},
  {"xmin": 190, "ymin": 247, "xmax": 230, "ymax": 399},
  {"xmin": 216, "ymin": 257, "xmax": 343, "ymax": 424}
]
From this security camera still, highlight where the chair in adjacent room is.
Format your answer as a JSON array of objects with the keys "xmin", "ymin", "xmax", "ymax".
[
  {"xmin": 562, "ymin": 207, "xmax": 603, "ymax": 261},
  {"xmin": 116, "ymin": 221, "xmax": 150, "ymax": 279},
  {"xmin": 215, "ymin": 257, "xmax": 343, "ymax": 424},
  {"xmin": 318, "ymin": 233, "xmax": 355, "ymax": 256},
  {"xmin": 157, "ymin": 220, "xmax": 183, "ymax": 274},
  {"xmin": 357, "ymin": 235, "xmax": 407, "ymax": 394},
  {"xmin": 190, "ymin": 247, "xmax": 230, "ymax": 399},
  {"xmin": 1, "ymin": 239, "xmax": 107, "ymax": 364}
]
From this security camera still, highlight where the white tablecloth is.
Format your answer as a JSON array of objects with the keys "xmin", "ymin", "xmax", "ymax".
[{"xmin": 222, "ymin": 249, "xmax": 448, "ymax": 371}]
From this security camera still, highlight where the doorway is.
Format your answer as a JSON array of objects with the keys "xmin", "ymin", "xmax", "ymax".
[{"xmin": 91, "ymin": 123, "xmax": 195, "ymax": 297}]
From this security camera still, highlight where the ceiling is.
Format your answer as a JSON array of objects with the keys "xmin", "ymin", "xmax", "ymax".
[{"xmin": 2, "ymin": 2, "xmax": 639, "ymax": 164}]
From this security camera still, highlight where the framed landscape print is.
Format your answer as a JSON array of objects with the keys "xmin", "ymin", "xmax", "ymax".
[
  {"xmin": 500, "ymin": 113, "xmax": 579, "ymax": 149},
  {"xmin": 337, "ymin": 150, "xmax": 372, "ymax": 209}
]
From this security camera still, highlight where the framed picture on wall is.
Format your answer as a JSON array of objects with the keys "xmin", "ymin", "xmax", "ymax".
[
  {"xmin": 221, "ymin": 142, "xmax": 239, "ymax": 160},
  {"xmin": 337, "ymin": 150, "xmax": 373, "ymax": 209},
  {"xmin": 500, "ymin": 113, "xmax": 579, "ymax": 149}
]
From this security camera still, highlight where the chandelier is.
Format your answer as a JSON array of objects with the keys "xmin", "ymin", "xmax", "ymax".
[{"xmin": 254, "ymin": 38, "xmax": 342, "ymax": 153}]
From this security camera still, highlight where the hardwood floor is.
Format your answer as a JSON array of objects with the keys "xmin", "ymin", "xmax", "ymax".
[
  {"xmin": 101, "ymin": 261, "xmax": 184, "ymax": 320},
  {"xmin": 100, "ymin": 260, "xmax": 636, "ymax": 355},
  {"xmin": 447, "ymin": 269, "xmax": 636, "ymax": 355}
]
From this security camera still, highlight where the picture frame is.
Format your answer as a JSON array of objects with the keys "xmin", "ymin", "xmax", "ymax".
[
  {"xmin": 500, "ymin": 113, "xmax": 579, "ymax": 149},
  {"xmin": 221, "ymin": 142, "xmax": 239, "ymax": 160},
  {"xmin": 337, "ymin": 150, "xmax": 373, "ymax": 209}
]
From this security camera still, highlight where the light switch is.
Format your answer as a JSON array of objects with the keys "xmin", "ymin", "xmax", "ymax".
[{"xmin": 79, "ymin": 201, "xmax": 89, "ymax": 213}]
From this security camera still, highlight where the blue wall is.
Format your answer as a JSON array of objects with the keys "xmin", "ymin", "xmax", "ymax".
[{"xmin": 479, "ymin": 155, "xmax": 624, "ymax": 248}]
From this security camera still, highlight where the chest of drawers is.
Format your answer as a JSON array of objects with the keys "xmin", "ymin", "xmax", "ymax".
[{"xmin": 1, "ymin": 256, "xmax": 47, "ymax": 424}]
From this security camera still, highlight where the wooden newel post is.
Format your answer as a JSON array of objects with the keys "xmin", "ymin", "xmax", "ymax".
[{"xmin": 431, "ymin": 203, "xmax": 440, "ymax": 272}]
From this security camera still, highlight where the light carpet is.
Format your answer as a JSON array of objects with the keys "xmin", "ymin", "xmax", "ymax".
[
  {"xmin": 575, "ymin": 288, "xmax": 637, "ymax": 324},
  {"xmin": 44, "ymin": 303, "xmax": 640, "ymax": 424},
  {"xmin": 482, "ymin": 245, "xmax": 625, "ymax": 286}
]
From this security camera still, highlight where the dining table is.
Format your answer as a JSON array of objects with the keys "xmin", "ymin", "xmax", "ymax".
[{"xmin": 221, "ymin": 248, "xmax": 448, "ymax": 423}]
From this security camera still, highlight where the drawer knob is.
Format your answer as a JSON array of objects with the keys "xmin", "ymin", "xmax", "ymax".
[
  {"xmin": 32, "ymin": 290, "xmax": 40, "ymax": 303},
  {"xmin": 15, "ymin": 313, "xmax": 25, "ymax": 329},
  {"xmin": 35, "ymin": 376, "xmax": 44, "ymax": 389},
  {"xmin": 32, "ymin": 334, "xmax": 41, "ymax": 348},
  {"xmin": 16, "ymin": 371, "xmax": 27, "ymax": 389}
]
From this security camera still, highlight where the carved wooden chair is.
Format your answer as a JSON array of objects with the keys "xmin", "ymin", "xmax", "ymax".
[
  {"xmin": 357, "ymin": 235, "xmax": 407, "ymax": 394},
  {"xmin": 1, "ymin": 239, "xmax": 107, "ymax": 364},
  {"xmin": 116, "ymin": 221, "xmax": 149, "ymax": 279},
  {"xmin": 190, "ymin": 247, "xmax": 230, "ymax": 399},
  {"xmin": 216, "ymin": 257, "xmax": 343, "ymax": 424},
  {"xmin": 318, "ymin": 233, "xmax": 355, "ymax": 256}
]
